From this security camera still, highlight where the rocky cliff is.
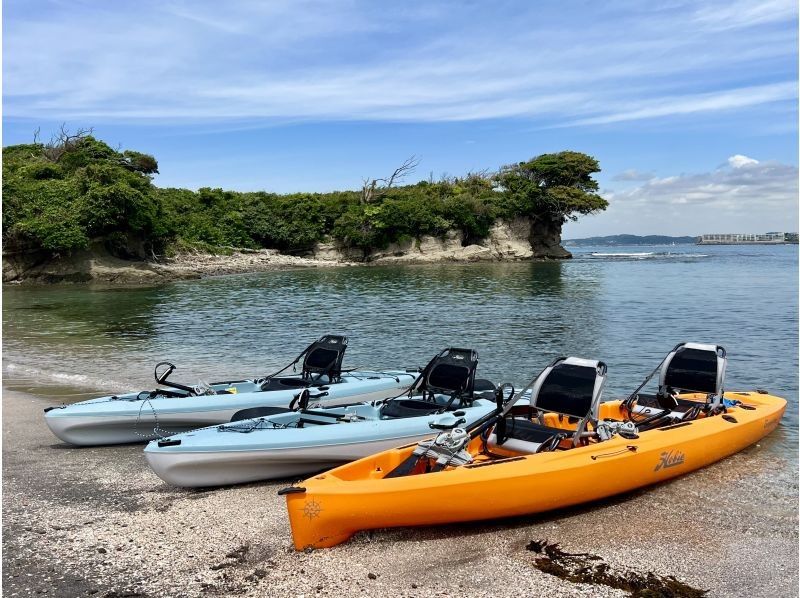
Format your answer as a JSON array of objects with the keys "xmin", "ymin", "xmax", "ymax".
[
  {"xmin": 312, "ymin": 217, "xmax": 570, "ymax": 264},
  {"xmin": 2, "ymin": 218, "xmax": 570, "ymax": 284}
]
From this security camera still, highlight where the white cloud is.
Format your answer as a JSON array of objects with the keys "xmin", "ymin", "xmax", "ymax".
[
  {"xmin": 727, "ymin": 154, "xmax": 760, "ymax": 168},
  {"xmin": 589, "ymin": 156, "xmax": 799, "ymax": 235},
  {"xmin": 2, "ymin": 0, "xmax": 797, "ymax": 125}
]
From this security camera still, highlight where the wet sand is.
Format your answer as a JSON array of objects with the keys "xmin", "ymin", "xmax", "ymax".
[{"xmin": 3, "ymin": 387, "xmax": 798, "ymax": 598}]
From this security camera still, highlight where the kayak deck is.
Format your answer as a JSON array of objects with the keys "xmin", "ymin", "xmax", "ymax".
[
  {"xmin": 283, "ymin": 391, "xmax": 786, "ymax": 550},
  {"xmin": 143, "ymin": 398, "xmax": 497, "ymax": 487},
  {"xmin": 44, "ymin": 370, "xmax": 417, "ymax": 445}
]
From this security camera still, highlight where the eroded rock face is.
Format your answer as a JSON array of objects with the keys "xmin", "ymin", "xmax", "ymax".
[
  {"xmin": 2, "ymin": 247, "xmax": 175, "ymax": 284},
  {"xmin": 485, "ymin": 217, "xmax": 534, "ymax": 259},
  {"xmin": 530, "ymin": 218, "xmax": 572, "ymax": 259},
  {"xmin": 368, "ymin": 230, "xmax": 492, "ymax": 263},
  {"xmin": 311, "ymin": 217, "xmax": 570, "ymax": 263},
  {"xmin": 3, "ymin": 218, "xmax": 571, "ymax": 283}
]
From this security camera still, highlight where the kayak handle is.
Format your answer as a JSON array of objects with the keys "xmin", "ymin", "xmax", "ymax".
[
  {"xmin": 278, "ymin": 486, "xmax": 307, "ymax": 495},
  {"xmin": 429, "ymin": 417, "xmax": 466, "ymax": 431},
  {"xmin": 591, "ymin": 445, "xmax": 637, "ymax": 460}
]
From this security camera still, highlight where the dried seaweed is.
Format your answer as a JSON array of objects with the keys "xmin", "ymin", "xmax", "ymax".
[{"xmin": 526, "ymin": 540, "xmax": 707, "ymax": 597}]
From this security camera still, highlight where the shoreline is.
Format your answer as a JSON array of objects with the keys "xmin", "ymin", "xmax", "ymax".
[
  {"xmin": 3, "ymin": 385, "xmax": 797, "ymax": 597},
  {"xmin": 2, "ymin": 248, "xmax": 564, "ymax": 286},
  {"xmin": 2, "ymin": 218, "xmax": 568, "ymax": 285}
]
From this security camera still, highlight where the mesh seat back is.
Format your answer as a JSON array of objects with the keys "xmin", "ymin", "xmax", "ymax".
[
  {"xmin": 535, "ymin": 364, "xmax": 598, "ymax": 418},
  {"xmin": 420, "ymin": 348, "xmax": 478, "ymax": 397},
  {"xmin": 660, "ymin": 343, "xmax": 726, "ymax": 396},
  {"xmin": 530, "ymin": 357, "xmax": 607, "ymax": 422},
  {"xmin": 302, "ymin": 335, "xmax": 348, "ymax": 380}
]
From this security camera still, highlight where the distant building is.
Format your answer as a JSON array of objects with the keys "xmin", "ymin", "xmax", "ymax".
[{"xmin": 697, "ymin": 232, "xmax": 787, "ymax": 244}]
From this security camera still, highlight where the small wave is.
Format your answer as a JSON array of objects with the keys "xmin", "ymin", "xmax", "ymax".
[
  {"xmin": 3, "ymin": 362, "xmax": 131, "ymax": 393},
  {"xmin": 590, "ymin": 252, "xmax": 654, "ymax": 258},
  {"xmin": 586, "ymin": 251, "xmax": 709, "ymax": 260}
]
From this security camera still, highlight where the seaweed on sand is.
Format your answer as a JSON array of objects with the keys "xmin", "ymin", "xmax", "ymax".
[{"xmin": 526, "ymin": 540, "xmax": 707, "ymax": 597}]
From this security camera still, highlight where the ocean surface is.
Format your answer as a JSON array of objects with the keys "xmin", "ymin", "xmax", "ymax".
[{"xmin": 3, "ymin": 243, "xmax": 797, "ymax": 456}]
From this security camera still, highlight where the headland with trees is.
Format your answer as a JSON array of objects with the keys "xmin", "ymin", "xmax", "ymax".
[{"xmin": 2, "ymin": 128, "xmax": 608, "ymax": 283}]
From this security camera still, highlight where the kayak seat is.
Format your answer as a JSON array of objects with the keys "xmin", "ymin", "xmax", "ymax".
[
  {"xmin": 415, "ymin": 347, "xmax": 479, "ymax": 402},
  {"xmin": 257, "ymin": 335, "xmax": 347, "ymax": 391},
  {"xmin": 380, "ymin": 399, "xmax": 442, "ymax": 419},
  {"xmin": 656, "ymin": 342, "xmax": 726, "ymax": 413},
  {"xmin": 301, "ymin": 335, "xmax": 348, "ymax": 382},
  {"xmin": 660, "ymin": 342, "xmax": 725, "ymax": 397},
  {"xmin": 490, "ymin": 356, "xmax": 607, "ymax": 451},
  {"xmin": 390, "ymin": 348, "xmax": 481, "ymax": 417},
  {"xmin": 624, "ymin": 343, "xmax": 728, "ymax": 423},
  {"xmin": 486, "ymin": 419, "xmax": 569, "ymax": 455}
]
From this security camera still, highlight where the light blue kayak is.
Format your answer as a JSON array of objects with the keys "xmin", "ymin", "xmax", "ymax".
[
  {"xmin": 44, "ymin": 335, "xmax": 418, "ymax": 446},
  {"xmin": 144, "ymin": 347, "xmax": 500, "ymax": 487}
]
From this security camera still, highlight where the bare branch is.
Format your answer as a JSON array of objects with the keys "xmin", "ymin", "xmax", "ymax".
[
  {"xmin": 377, "ymin": 155, "xmax": 420, "ymax": 188},
  {"xmin": 40, "ymin": 125, "xmax": 93, "ymax": 162},
  {"xmin": 360, "ymin": 155, "xmax": 422, "ymax": 203}
]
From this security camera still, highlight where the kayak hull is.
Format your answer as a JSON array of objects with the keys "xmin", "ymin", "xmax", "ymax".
[
  {"xmin": 44, "ymin": 371, "xmax": 417, "ymax": 446},
  {"xmin": 284, "ymin": 391, "xmax": 786, "ymax": 550},
  {"xmin": 146, "ymin": 436, "xmax": 420, "ymax": 487},
  {"xmin": 144, "ymin": 400, "xmax": 497, "ymax": 487}
]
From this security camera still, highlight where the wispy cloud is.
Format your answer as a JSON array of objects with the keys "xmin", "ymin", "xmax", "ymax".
[
  {"xmin": 692, "ymin": 0, "xmax": 798, "ymax": 31},
  {"xmin": 562, "ymin": 83, "xmax": 797, "ymax": 127},
  {"xmin": 3, "ymin": 0, "xmax": 797, "ymax": 127},
  {"xmin": 613, "ymin": 169, "xmax": 656, "ymax": 182}
]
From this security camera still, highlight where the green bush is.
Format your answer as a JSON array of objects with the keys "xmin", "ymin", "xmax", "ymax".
[{"xmin": 3, "ymin": 136, "xmax": 166, "ymax": 254}]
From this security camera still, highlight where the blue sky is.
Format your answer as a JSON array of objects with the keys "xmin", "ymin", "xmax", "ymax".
[{"xmin": 3, "ymin": 0, "xmax": 798, "ymax": 236}]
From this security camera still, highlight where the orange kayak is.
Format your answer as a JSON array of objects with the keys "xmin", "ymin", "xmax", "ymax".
[{"xmin": 282, "ymin": 390, "xmax": 786, "ymax": 550}]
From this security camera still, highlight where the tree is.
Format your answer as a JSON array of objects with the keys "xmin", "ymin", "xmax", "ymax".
[
  {"xmin": 122, "ymin": 150, "xmax": 159, "ymax": 174},
  {"xmin": 495, "ymin": 151, "xmax": 608, "ymax": 256},
  {"xmin": 360, "ymin": 155, "xmax": 420, "ymax": 203},
  {"xmin": 495, "ymin": 151, "xmax": 607, "ymax": 221},
  {"xmin": 3, "ymin": 129, "xmax": 165, "ymax": 256}
]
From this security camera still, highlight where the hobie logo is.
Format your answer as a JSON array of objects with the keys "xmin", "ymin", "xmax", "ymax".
[{"xmin": 654, "ymin": 450, "xmax": 685, "ymax": 471}]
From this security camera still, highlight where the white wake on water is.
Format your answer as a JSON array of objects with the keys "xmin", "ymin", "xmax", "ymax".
[
  {"xmin": 587, "ymin": 251, "xmax": 709, "ymax": 260},
  {"xmin": 3, "ymin": 361, "xmax": 133, "ymax": 393}
]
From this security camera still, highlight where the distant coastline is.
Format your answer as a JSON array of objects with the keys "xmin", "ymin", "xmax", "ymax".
[
  {"xmin": 563, "ymin": 234, "xmax": 697, "ymax": 246},
  {"xmin": 565, "ymin": 233, "xmax": 799, "ymax": 246}
]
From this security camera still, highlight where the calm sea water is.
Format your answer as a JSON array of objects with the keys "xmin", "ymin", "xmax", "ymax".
[{"xmin": 3, "ymin": 244, "xmax": 797, "ymax": 454}]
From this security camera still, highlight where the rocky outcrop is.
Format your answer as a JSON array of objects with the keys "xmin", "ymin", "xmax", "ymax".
[
  {"xmin": 3, "ymin": 246, "xmax": 189, "ymax": 285},
  {"xmin": 530, "ymin": 218, "xmax": 572, "ymax": 259},
  {"xmin": 311, "ymin": 217, "xmax": 570, "ymax": 264},
  {"xmin": 485, "ymin": 217, "xmax": 535, "ymax": 259},
  {"xmin": 2, "ymin": 246, "xmax": 354, "ymax": 285},
  {"xmin": 2, "ymin": 217, "xmax": 570, "ymax": 284}
]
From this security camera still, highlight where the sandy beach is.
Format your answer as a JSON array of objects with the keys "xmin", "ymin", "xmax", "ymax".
[{"xmin": 2, "ymin": 386, "xmax": 797, "ymax": 598}]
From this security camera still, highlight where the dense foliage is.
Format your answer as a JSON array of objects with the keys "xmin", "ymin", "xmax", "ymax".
[
  {"xmin": 2, "ymin": 134, "xmax": 608, "ymax": 257},
  {"xmin": 2, "ymin": 137, "xmax": 165, "ymax": 254}
]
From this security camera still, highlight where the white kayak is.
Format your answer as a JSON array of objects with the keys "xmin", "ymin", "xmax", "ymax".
[
  {"xmin": 44, "ymin": 335, "xmax": 417, "ymax": 446},
  {"xmin": 144, "ymin": 347, "xmax": 499, "ymax": 487}
]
